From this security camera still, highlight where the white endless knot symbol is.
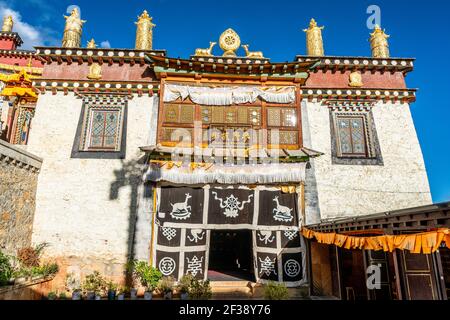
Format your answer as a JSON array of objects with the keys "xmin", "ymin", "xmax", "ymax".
[
  {"xmin": 159, "ymin": 257, "xmax": 176, "ymax": 276},
  {"xmin": 162, "ymin": 227, "xmax": 177, "ymax": 241},
  {"xmin": 284, "ymin": 259, "xmax": 301, "ymax": 278},
  {"xmin": 284, "ymin": 230, "xmax": 298, "ymax": 241}
]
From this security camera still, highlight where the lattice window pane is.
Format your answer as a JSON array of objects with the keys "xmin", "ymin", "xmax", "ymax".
[
  {"xmin": 249, "ymin": 108, "xmax": 261, "ymax": 126},
  {"xmin": 281, "ymin": 109, "xmax": 297, "ymax": 127},
  {"xmin": 267, "ymin": 108, "xmax": 281, "ymax": 127},
  {"xmin": 338, "ymin": 118, "xmax": 352, "ymax": 154},
  {"xmin": 201, "ymin": 107, "xmax": 212, "ymax": 123},
  {"xmin": 164, "ymin": 104, "xmax": 179, "ymax": 123},
  {"xmin": 211, "ymin": 106, "xmax": 224, "ymax": 123},
  {"xmin": 89, "ymin": 110, "xmax": 120, "ymax": 150},
  {"xmin": 180, "ymin": 106, "xmax": 194, "ymax": 124},
  {"xmin": 351, "ymin": 118, "xmax": 366, "ymax": 154},
  {"xmin": 336, "ymin": 116, "xmax": 368, "ymax": 156}
]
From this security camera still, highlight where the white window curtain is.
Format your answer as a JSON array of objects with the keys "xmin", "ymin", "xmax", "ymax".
[{"xmin": 163, "ymin": 84, "xmax": 296, "ymax": 106}]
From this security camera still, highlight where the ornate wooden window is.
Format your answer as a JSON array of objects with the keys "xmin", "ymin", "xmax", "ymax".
[
  {"xmin": 330, "ymin": 107, "xmax": 383, "ymax": 166},
  {"xmin": 335, "ymin": 116, "xmax": 367, "ymax": 157},
  {"xmin": 72, "ymin": 95, "xmax": 128, "ymax": 159},
  {"xmin": 87, "ymin": 110, "xmax": 121, "ymax": 150},
  {"xmin": 158, "ymin": 85, "xmax": 301, "ymax": 149}
]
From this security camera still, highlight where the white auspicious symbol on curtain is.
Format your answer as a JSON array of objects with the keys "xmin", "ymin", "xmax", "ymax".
[
  {"xmin": 258, "ymin": 231, "xmax": 275, "ymax": 245},
  {"xmin": 273, "ymin": 196, "xmax": 294, "ymax": 223},
  {"xmin": 159, "ymin": 257, "xmax": 176, "ymax": 276},
  {"xmin": 284, "ymin": 230, "xmax": 298, "ymax": 241},
  {"xmin": 212, "ymin": 192, "xmax": 254, "ymax": 218},
  {"xmin": 259, "ymin": 256, "xmax": 277, "ymax": 277},
  {"xmin": 186, "ymin": 256, "xmax": 204, "ymax": 277},
  {"xmin": 284, "ymin": 259, "xmax": 301, "ymax": 278},
  {"xmin": 170, "ymin": 193, "xmax": 192, "ymax": 220},
  {"xmin": 188, "ymin": 229, "xmax": 205, "ymax": 243},
  {"xmin": 162, "ymin": 227, "xmax": 177, "ymax": 241}
]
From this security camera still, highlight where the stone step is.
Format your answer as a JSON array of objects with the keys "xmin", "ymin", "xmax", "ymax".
[{"xmin": 211, "ymin": 281, "xmax": 254, "ymax": 298}]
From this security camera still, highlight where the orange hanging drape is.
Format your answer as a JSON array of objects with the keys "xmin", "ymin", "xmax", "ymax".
[{"xmin": 301, "ymin": 227, "xmax": 450, "ymax": 254}]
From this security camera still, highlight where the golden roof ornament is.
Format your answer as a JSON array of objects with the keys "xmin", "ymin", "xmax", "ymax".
[
  {"xmin": 303, "ymin": 18, "xmax": 325, "ymax": 56},
  {"xmin": 62, "ymin": 8, "xmax": 86, "ymax": 48},
  {"xmin": 349, "ymin": 71, "xmax": 364, "ymax": 87},
  {"xmin": 2, "ymin": 15, "xmax": 13, "ymax": 32},
  {"xmin": 87, "ymin": 63, "xmax": 102, "ymax": 80},
  {"xmin": 370, "ymin": 25, "xmax": 390, "ymax": 58},
  {"xmin": 219, "ymin": 28, "xmax": 241, "ymax": 57},
  {"xmin": 135, "ymin": 10, "xmax": 156, "ymax": 50},
  {"xmin": 87, "ymin": 39, "xmax": 97, "ymax": 49},
  {"xmin": 194, "ymin": 42, "xmax": 217, "ymax": 57},
  {"xmin": 242, "ymin": 44, "xmax": 264, "ymax": 59}
]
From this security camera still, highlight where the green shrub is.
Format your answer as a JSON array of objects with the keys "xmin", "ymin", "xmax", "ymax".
[
  {"xmin": 157, "ymin": 276, "xmax": 175, "ymax": 294},
  {"xmin": 178, "ymin": 274, "xmax": 194, "ymax": 294},
  {"xmin": 130, "ymin": 261, "xmax": 162, "ymax": 291},
  {"xmin": 263, "ymin": 282, "xmax": 289, "ymax": 300},
  {"xmin": 189, "ymin": 279, "xmax": 212, "ymax": 300},
  {"xmin": 82, "ymin": 271, "xmax": 107, "ymax": 295},
  {"xmin": 0, "ymin": 251, "xmax": 14, "ymax": 286}
]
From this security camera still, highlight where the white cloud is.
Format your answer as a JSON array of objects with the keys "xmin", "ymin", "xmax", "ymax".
[
  {"xmin": 0, "ymin": 2, "xmax": 58, "ymax": 50},
  {"xmin": 100, "ymin": 41, "xmax": 111, "ymax": 49}
]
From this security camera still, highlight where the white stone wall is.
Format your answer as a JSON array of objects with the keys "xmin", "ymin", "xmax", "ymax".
[
  {"xmin": 302, "ymin": 100, "xmax": 432, "ymax": 221},
  {"xmin": 26, "ymin": 92, "xmax": 155, "ymax": 277}
]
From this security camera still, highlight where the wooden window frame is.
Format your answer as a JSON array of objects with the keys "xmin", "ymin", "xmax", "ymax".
[
  {"xmin": 158, "ymin": 83, "xmax": 302, "ymax": 149},
  {"xmin": 335, "ymin": 115, "xmax": 368, "ymax": 158},
  {"xmin": 330, "ymin": 109, "xmax": 384, "ymax": 166}
]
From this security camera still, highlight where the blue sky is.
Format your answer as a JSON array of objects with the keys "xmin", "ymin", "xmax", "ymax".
[{"xmin": 2, "ymin": 0, "xmax": 449, "ymax": 203}]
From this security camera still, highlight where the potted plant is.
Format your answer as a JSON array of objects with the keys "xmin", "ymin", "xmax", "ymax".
[
  {"xmin": 178, "ymin": 275, "xmax": 194, "ymax": 300},
  {"xmin": 82, "ymin": 271, "xmax": 106, "ymax": 300},
  {"xmin": 72, "ymin": 289, "xmax": 82, "ymax": 300},
  {"xmin": 189, "ymin": 279, "xmax": 212, "ymax": 300},
  {"xmin": 130, "ymin": 261, "xmax": 162, "ymax": 301},
  {"xmin": 107, "ymin": 281, "xmax": 118, "ymax": 300},
  {"xmin": 47, "ymin": 291, "xmax": 58, "ymax": 300},
  {"xmin": 65, "ymin": 273, "xmax": 82, "ymax": 300},
  {"xmin": 117, "ymin": 286, "xmax": 129, "ymax": 300},
  {"xmin": 158, "ymin": 276, "xmax": 175, "ymax": 300},
  {"xmin": 59, "ymin": 292, "xmax": 68, "ymax": 300},
  {"xmin": 130, "ymin": 287, "xmax": 138, "ymax": 300}
]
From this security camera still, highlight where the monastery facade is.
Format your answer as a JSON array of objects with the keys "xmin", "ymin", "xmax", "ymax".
[{"xmin": 0, "ymin": 9, "xmax": 432, "ymax": 289}]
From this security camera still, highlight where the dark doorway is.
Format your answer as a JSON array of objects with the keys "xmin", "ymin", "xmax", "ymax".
[{"xmin": 208, "ymin": 230, "xmax": 255, "ymax": 282}]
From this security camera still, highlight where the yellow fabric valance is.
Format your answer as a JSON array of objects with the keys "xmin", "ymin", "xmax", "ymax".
[
  {"xmin": 301, "ymin": 227, "xmax": 450, "ymax": 254},
  {"xmin": 1, "ymin": 87, "xmax": 37, "ymax": 98}
]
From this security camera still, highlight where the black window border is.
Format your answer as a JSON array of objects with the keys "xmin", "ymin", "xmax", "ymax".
[
  {"xmin": 71, "ymin": 99, "xmax": 128, "ymax": 160},
  {"xmin": 329, "ymin": 109, "xmax": 383, "ymax": 166}
]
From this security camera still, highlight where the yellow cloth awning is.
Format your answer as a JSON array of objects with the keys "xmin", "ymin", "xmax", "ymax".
[{"xmin": 302, "ymin": 227, "xmax": 450, "ymax": 254}]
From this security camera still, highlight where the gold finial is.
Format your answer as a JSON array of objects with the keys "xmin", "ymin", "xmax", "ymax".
[
  {"xmin": 242, "ymin": 44, "xmax": 265, "ymax": 59},
  {"xmin": 87, "ymin": 39, "xmax": 97, "ymax": 49},
  {"xmin": 194, "ymin": 42, "xmax": 217, "ymax": 57},
  {"xmin": 303, "ymin": 18, "xmax": 325, "ymax": 56},
  {"xmin": 2, "ymin": 15, "xmax": 13, "ymax": 32},
  {"xmin": 370, "ymin": 25, "xmax": 390, "ymax": 58},
  {"xmin": 135, "ymin": 10, "xmax": 156, "ymax": 50},
  {"xmin": 62, "ymin": 8, "xmax": 86, "ymax": 48},
  {"xmin": 219, "ymin": 28, "xmax": 241, "ymax": 57}
]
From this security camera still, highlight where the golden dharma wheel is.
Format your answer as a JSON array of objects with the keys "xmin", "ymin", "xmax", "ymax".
[{"xmin": 219, "ymin": 28, "xmax": 241, "ymax": 57}]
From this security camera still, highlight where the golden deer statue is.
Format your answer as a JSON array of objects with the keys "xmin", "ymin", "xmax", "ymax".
[
  {"xmin": 242, "ymin": 44, "xmax": 264, "ymax": 59},
  {"xmin": 194, "ymin": 42, "xmax": 217, "ymax": 57}
]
